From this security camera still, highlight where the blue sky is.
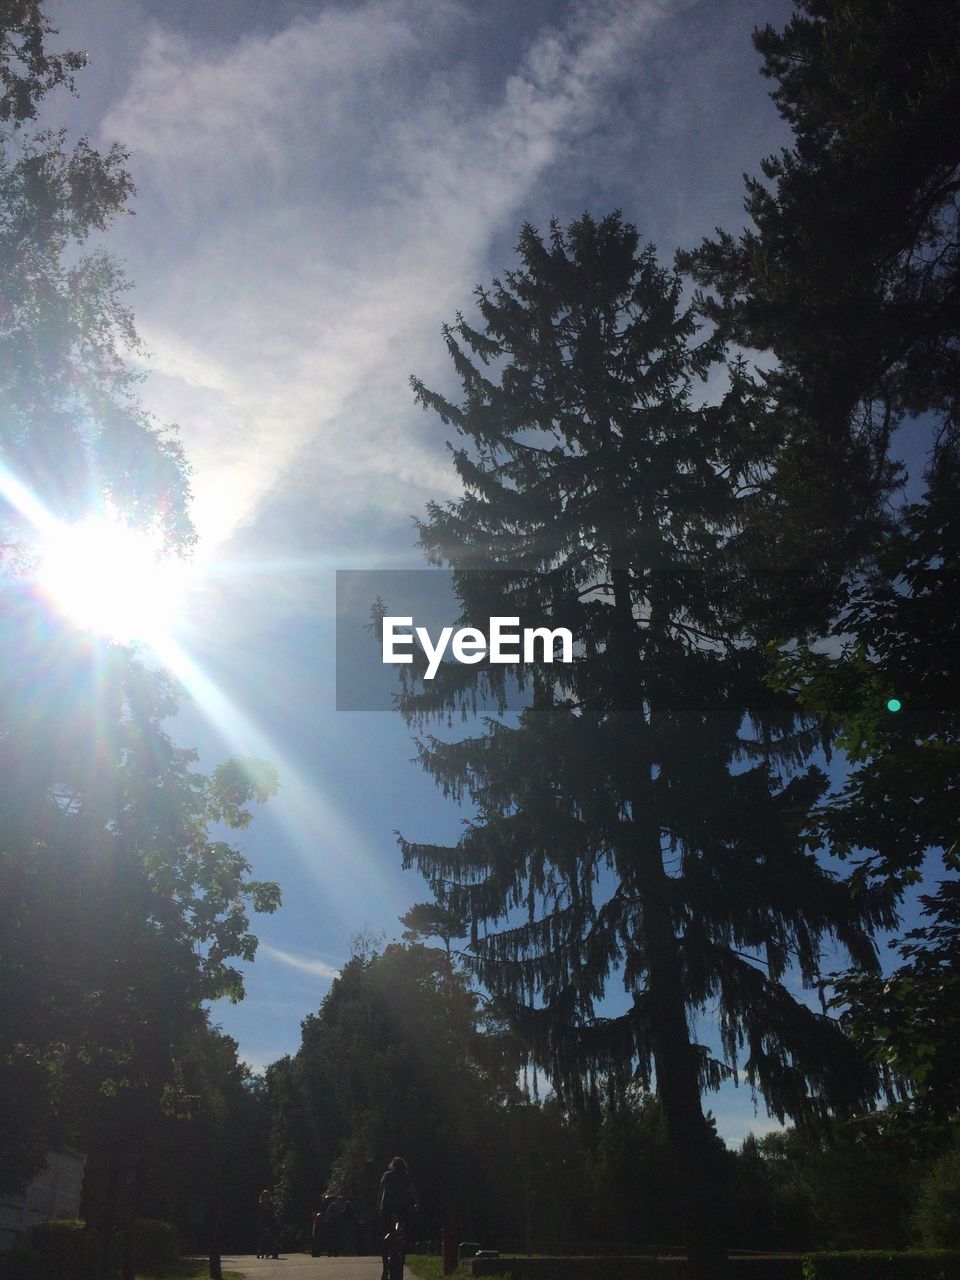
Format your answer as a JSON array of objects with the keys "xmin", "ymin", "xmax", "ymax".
[{"xmin": 38, "ymin": 0, "xmax": 849, "ymax": 1143}]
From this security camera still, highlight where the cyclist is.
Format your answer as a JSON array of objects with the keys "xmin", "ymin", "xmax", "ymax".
[{"xmin": 378, "ymin": 1156, "xmax": 418, "ymax": 1280}]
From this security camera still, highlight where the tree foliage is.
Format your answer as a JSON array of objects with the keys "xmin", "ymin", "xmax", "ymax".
[
  {"xmin": 683, "ymin": 0, "xmax": 960, "ymax": 1127},
  {"xmin": 0, "ymin": 1, "xmax": 86, "ymax": 124},
  {"xmin": 156, "ymin": 1023, "xmax": 273, "ymax": 1254},
  {"xmin": 0, "ymin": 605, "xmax": 280, "ymax": 1195},
  {"xmin": 0, "ymin": 0, "xmax": 192, "ymax": 556},
  {"xmin": 399, "ymin": 900, "xmax": 469, "ymax": 958},
  {"xmin": 268, "ymin": 942, "xmax": 524, "ymax": 1244},
  {"xmin": 770, "ymin": 450, "xmax": 959, "ymax": 882},
  {"xmin": 741, "ymin": 1121, "xmax": 917, "ymax": 1253},
  {"xmin": 0, "ymin": 3, "xmax": 280, "ymax": 1211},
  {"xmin": 912, "ymin": 1141, "xmax": 960, "ymax": 1251},
  {"xmin": 682, "ymin": 0, "xmax": 960, "ymax": 560}
]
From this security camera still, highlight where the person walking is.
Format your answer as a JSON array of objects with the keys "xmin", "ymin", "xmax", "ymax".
[
  {"xmin": 378, "ymin": 1157, "xmax": 418, "ymax": 1280},
  {"xmin": 256, "ymin": 1189, "xmax": 279, "ymax": 1260},
  {"xmin": 325, "ymin": 1194, "xmax": 345, "ymax": 1256}
]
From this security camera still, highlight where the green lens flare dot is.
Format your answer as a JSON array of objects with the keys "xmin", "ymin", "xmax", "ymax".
[{"xmin": 886, "ymin": 698, "xmax": 902, "ymax": 713}]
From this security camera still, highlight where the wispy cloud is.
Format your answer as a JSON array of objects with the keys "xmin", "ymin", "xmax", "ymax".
[
  {"xmin": 101, "ymin": 0, "xmax": 679, "ymax": 552},
  {"xmin": 258, "ymin": 941, "xmax": 341, "ymax": 981}
]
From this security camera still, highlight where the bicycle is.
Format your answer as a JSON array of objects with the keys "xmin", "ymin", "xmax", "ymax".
[{"xmin": 382, "ymin": 1216, "xmax": 407, "ymax": 1280}]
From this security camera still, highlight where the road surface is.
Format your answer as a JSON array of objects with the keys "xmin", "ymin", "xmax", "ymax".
[{"xmin": 217, "ymin": 1255, "xmax": 405, "ymax": 1279}]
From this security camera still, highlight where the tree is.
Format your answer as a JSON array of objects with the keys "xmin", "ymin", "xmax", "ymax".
[
  {"xmin": 748, "ymin": 1120, "xmax": 920, "ymax": 1251},
  {"xmin": 681, "ymin": 0, "xmax": 960, "ymax": 1127},
  {"xmin": 768, "ymin": 448, "xmax": 960, "ymax": 1123},
  {"xmin": 75, "ymin": 1020, "xmax": 274, "ymax": 1260},
  {"xmin": 673, "ymin": 0, "xmax": 960, "ymax": 1144},
  {"xmin": 584, "ymin": 1090, "xmax": 688, "ymax": 1251},
  {"xmin": 0, "ymin": 2, "xmax": 192, "ymax": 559},
  {"xmin": 0, "ymin": 610, "xmax": 280, "ymax": 1204},
  {"xmin": 681, "ymin": 0, "xmax": 960, "ymax": 605},
  {"xmin": 396, "ymin": 213, "xmax": 895, "ymax": 1275},
  {"xmin": 400, "ymin": 901, "xmax": 469, "ymax": 960},
  {"xmin": 268, "ymin": 941, "xmax": 523, "ymax": 1245},
  {"xmin": 0, "ymin": 4, "xmax": 281, "ymax": 1237},
  {"xmin": 160, "ymin": 1024, "xmax": 273, "ymax": 1257}
]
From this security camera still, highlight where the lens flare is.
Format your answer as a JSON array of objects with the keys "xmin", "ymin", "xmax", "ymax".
[{"xmin": 36, "ymin": 515, "xmax": 191, "ymax": 644}]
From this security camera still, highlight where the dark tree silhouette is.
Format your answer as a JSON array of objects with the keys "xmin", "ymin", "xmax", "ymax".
[
  {"xmin": 771, "ymin": 450, "xmax": 960, "ymax": 1121},
  {"xmin": 683, "ymin": 0, "xmax": 960, "ymax": 1125},
  {"xmin": 681, "ymin": 0, "xmax": 960, "ymax": 632},
  {"xmin": 396, "ymin": 213, "xmax": 895, "ymax": 1276},
  {"xmin": 267, "ymin": 942, "xmax": 523, "ymax": 1245}
]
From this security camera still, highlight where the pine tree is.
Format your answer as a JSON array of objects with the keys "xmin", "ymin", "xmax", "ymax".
[
  {"xmin": 680, "ymin": 0, "xmax": 960, "ymax": 632},
  {"xmin": 397, "ymin": 213, "xmax": 894, "ymax": 1276},
  {"xmin": 770, "ymin": 447, "xmax": 960, "ymax": 1123},
  {"xmin": 682, "ymin": 0, "xmax": 960, "ymax": 1127}
]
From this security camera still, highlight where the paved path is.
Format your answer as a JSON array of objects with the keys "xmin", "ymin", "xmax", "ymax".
[{"xmin": 218, "ymin": 1255, "xmax": 404, "ymax": 1280}]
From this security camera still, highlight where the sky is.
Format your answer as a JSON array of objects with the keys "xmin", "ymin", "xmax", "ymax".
[{"xmin": 38, "ymin": 0, "xmax": 829, "ymax": 1144}]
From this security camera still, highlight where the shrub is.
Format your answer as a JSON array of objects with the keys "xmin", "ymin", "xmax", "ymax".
[
  {"xmin": 132, "ymin": 1218, "xmax": 179, "ymax": 1273},
  {"xmin": 914, "ymin": 1148, "xmax": 960, "ymax": 1250},
  {"xmin": 23, "ymin": 1219, "xmax": 94, "ymax": 1280},
  {"xmin": 802, "ymin": 1250, "xmax": 960, "ymax": 1279}
]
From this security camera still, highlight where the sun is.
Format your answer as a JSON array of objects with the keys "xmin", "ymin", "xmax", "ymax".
[{"xmin": 36, "ymin": 514, "xmax": 192, "ymax": 645}]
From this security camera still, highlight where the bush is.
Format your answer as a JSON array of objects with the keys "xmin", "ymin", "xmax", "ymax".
[
  {"xmin": 914, "ymin": 1148, "xmax": 960, "ymax": 1250},
  {"xmin": 23, "ymin": 1219, "xmax": 95, "ymax": 1280},
  {"xmin": 802, "ymin": 1250, "xmax": 960, "ymax": 1279},
  {"xmin": 132, "ymin": 1218, "xmax": 179, "ymax": 1273}
]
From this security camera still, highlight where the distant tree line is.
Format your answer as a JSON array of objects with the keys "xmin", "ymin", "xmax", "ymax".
[{"xmin": 260, "ymin": 938, "xmax": 960, "ymax": 1257}]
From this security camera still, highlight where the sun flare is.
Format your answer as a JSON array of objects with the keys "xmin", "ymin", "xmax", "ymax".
[{"xmin": 36, "ymin": 515, "xmax": 192, "ymax": 645}]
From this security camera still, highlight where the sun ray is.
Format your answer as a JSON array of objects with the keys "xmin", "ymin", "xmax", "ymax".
[
  {"xmin": 151, "ymin": 634, "xmax": 401, "ymax": 918},
  {"xmin": 2, "ymin": 458, "xmax": 397, "ymax": 914},
  {"xmin": 0, "ymin": 459, "xmax": 60, "ymax": 539}
]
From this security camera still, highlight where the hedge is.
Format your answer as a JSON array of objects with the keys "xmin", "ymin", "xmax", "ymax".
[
  {"xmin": 0, "ymin": 1214, "xmax": 178, "ymax": 1279},
  {"xmin": 802, "ymin": 1251, "xmax": 960, "ymax": 1279},
  {"xmin": 131, "ymin": 1218, "xmax": 179, "ymax": 1273},
  {"xmin": 22, "ymin": 1219, "xmax": 96, "ymax": 1280}
]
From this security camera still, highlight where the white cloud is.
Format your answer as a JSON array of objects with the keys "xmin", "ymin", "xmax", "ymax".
[
  {"xmin": 258, "ymin": 941, "xmax": 341, "ymax": 980},
  {"xmin": 101, "ymin": 0, "xmax": 680, "ymax": 553}
]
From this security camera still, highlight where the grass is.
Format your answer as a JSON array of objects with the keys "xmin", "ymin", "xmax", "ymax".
[{"xmin": 406, "ymin": 1254, "xmax": 471, "ymax": 1280}]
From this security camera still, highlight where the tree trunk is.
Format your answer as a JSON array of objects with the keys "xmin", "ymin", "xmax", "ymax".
[
  {"xmin": 120, "ymin": 1156, "xmax": 140, "ymax": 1280},
  {"xmin": 612, "ymin": 564, "xmax": 728, "ymax": 1277},
  {"xmin": 647, "ymin": 902, "xmax": 727, "ymax": 1275},
  {"xmin": 630, "ymin": 805, "xmax": 728, "ymax": 1277},
  {"xmin": 209, "ymin": 1177, "xmax": 223, "ymax": 1279}
]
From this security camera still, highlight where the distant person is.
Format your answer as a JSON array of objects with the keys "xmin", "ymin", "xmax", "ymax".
[
  {"xmin": 312, "ymin": 1196, "xmax": 330, "ymax": 1257},
  {"xmin": 256, "ymin": 1189, "xmax": 279, "ymax": 1260},
  {"xmin": 325, "ymin": 1193, "xmax": 346, "ymax": 1256},
  {"xmin": 378, "ymin": 1156, "xmax": 418, "ymax": 1251}
]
